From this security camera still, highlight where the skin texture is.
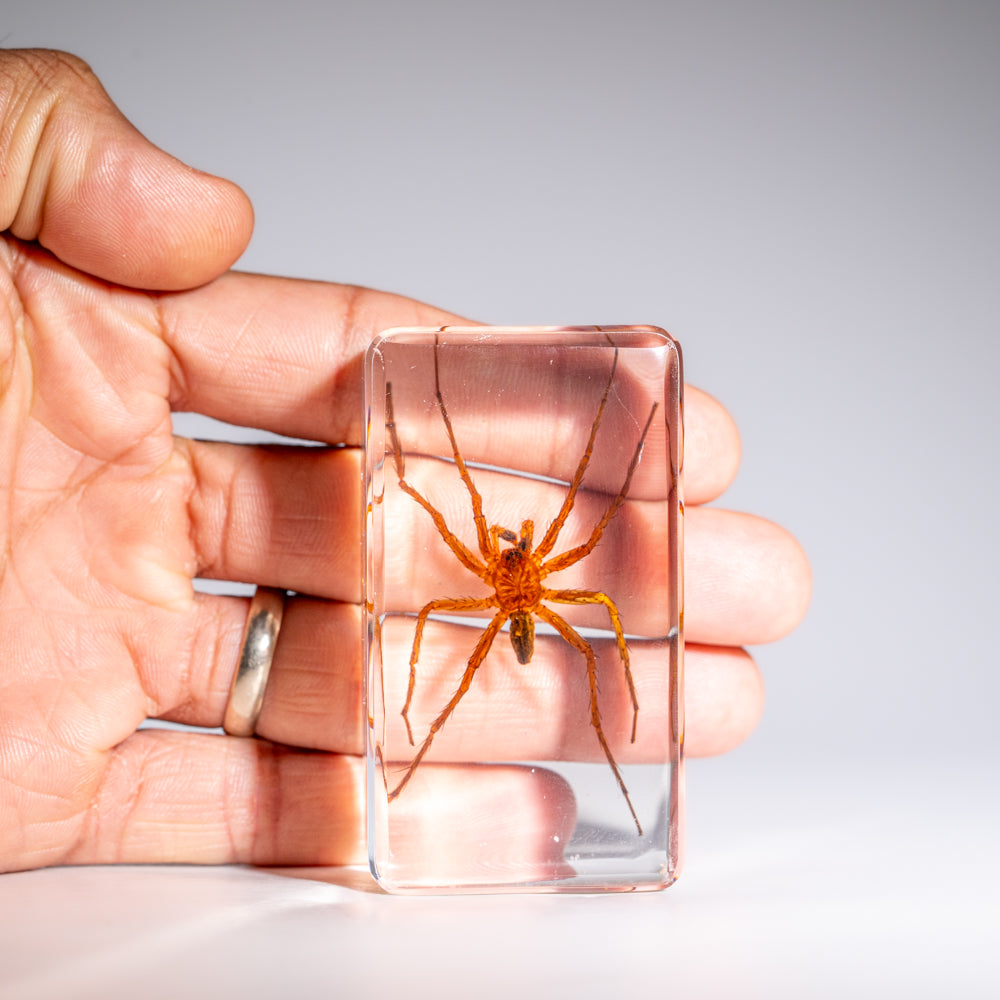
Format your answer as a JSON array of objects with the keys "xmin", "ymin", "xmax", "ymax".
[{"xmin": 0, "ymin": 50, "xmax": 811, "ymax": 873}]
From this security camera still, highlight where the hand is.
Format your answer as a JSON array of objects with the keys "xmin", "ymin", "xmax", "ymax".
[{"xmin": 0, "ymin": 50, "xmax": 810, "ymax": 873}]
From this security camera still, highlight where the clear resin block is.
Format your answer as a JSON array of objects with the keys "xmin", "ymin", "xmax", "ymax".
[{"xmin": 363, "ymin": 326, "xmax": 683, "ymax": 893}]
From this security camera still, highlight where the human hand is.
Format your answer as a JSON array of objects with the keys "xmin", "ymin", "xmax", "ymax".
[{"xmin": 0, "ymin": 50, "xmax": 810, "ymax": 873}]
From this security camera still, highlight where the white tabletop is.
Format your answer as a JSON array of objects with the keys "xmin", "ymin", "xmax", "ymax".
[{"xmin": 2, "ymin": 758, "xmax": 995, "ymax": 1000}]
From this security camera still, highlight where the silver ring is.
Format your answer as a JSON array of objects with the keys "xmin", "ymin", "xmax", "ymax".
[{"xmin": 223, "ymin": 587, "xmax": 287, "ymax": 737}]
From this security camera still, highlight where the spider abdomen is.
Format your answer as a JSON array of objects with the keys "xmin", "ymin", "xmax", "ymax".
[{"xmin": 508, "ymin": 611, "xmax": 535, "ymax": 664}]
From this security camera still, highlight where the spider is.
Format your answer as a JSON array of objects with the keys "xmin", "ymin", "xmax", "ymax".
[{"xmin": 383, "ymin": 334, "xmax": 658, "ymax": 836}]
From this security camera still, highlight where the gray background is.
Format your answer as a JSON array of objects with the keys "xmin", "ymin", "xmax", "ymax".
[{"xmin": 1, "ymin": 2, "xmax": 998, "ymax": 997}]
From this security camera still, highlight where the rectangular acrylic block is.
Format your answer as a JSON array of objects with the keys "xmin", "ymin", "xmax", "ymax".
[{"xmin": 363, "ymin": 326, "xmax": 683, "ymax": 893}]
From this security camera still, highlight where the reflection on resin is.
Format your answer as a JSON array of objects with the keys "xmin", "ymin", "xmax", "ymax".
[{"xmin": 363, "ymin": 326, "xmax": 683, "ymax": 893}]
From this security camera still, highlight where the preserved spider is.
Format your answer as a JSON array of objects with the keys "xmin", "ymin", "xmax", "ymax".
[{"xmin": 383, "ymin": 335, "xmax": 657, "ymax": 836}]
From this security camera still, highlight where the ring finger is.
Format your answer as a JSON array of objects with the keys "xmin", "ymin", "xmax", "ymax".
[{"xmin": 158, "ymin": 593, "xmax": 763, "ymax": 760}]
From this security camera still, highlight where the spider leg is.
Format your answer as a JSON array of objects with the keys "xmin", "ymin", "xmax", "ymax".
[
  {"xmin": 386, "ymin": 380, "xmax": 487, "ymax": 579},
  {"xmin": 536, "ymin": 605, "xmax": 643, "ymax": 836},
  {"xmin": 542, "ymin": 588, "xmax": 639, "ymax": 743},
  {"xmin": 535, "ymin": 347, "xmax": 619, "ymax": 560},
  {"xmin": 541, "ymin": 401, "xmax": 658, "ymax": 575},
  {"xmin": 402, "ymin": 595, "xmax": 500, "ymax": 745},
  {"xmin": 388, "ymin": 610, "xmax": 509, "ymax": 803},
  {"xmin": 433, "ymin": 333, "xmax": 493, "ymax": 559}
]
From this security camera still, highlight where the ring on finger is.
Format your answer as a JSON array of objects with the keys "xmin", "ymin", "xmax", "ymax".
[{"xmin": 223, "ymin": 586, "xmax": 287, "ymax": 737}]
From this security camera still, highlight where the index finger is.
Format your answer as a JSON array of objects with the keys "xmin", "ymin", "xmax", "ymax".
[{"xmin": 162, "ymin": 272, "xmax": 739, "ymax": 504}]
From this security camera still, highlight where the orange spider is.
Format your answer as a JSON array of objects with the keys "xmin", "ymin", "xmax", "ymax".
[{"xmin": 384, "ymin": 335, "xmax": 657, "ymax": 835}]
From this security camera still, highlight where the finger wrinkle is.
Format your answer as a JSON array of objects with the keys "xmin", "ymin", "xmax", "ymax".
[
  {"xmin": 179, "ymin": 437, "xmax": 228, "ymax": 576},
  {"xmin": 1, "ymin": 52, "xmax": 95, "ymax": 239},
  {"xmin": 247, "ymin": 738, "xmax": 280, "ymax": 864},
  {"xmin": 152, "ymin": 289, "xmax": 191, "ymax": 406}
]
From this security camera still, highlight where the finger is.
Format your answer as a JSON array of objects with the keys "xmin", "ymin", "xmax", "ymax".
[
  {"xmin": 379, "ymin": 331, "xmax": 680, "ymax": 501},
  {"xmin": 0, "ymin": 49, "xmax": 252, "ymax": 289},
  {"xmin": 161, "ymin": 276, "xmax": 735, "ymax": 502},
  {"xmin": 177, "ymin": 422, "xmax": 739, "ymax": 609},
  {"xmin": 141, "ymin": 597, "xmax": 365, "ymax": 746},
  {"xmin": 375, "ymin": 764, "xmax": 576, "ymax": 887},
  {"xmin": 69, "ymin": 732, "xmax": 363, "ymax": 867},
  {"xmin": 369, "ymin": 621, "xmax": 759, "ymax": 766},
  {"xmin": 374, "ymin": 452, "xmax": 806, "ymax": 644},
  {"xmin": 686, "ymin": 506, "xmax": 812, "ymax": 646},
  {"xmin": 375, "ymin": 334, "xmax": 737, "ymax": 504},
  {"xmin": 683, "ymin": 643, "xmax": 766, "ymax": 756},
  {"xmin": 153, "ymin": 596, "xmax": 761, "ymax": 762},
  {"xmin": 684, "ymin": 385, "xmax": 741, "ymax": 503},
  {"xmin": 162, "ymin": 273, "xmax": 459, "ymax": 445},
  {"xmin": 176, "ymin": 437, "xmax": 798, "ymax": 684},
  {"xmin": 68, "ymin": 729, "xmax": 573, "ymax": 877},
  {"xmin": 180, "ymin": 439, "xmax": 363, "ymax": 601}
]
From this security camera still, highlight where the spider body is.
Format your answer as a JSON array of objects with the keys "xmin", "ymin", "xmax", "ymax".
[
  {"xmin": 384, "ymin": 335, "xmax": 657, "ymax": 835},
  {"xmin": 491, "ymin": 522, "xmax": 541, "ymax": 663}
]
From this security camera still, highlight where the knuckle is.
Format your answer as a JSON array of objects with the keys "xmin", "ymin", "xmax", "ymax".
[
  {"xmin": 0, "ymin": 48, "xmax": 99, "ymax": 100},
  {"xmin": 0, "ymin": 49, "xmax": 111, "ymax": 235}
]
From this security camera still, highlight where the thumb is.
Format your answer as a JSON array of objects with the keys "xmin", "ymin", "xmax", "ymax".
[{"xmin": 0, "ymin": 49, "xmax": 253, "ymax": 290}]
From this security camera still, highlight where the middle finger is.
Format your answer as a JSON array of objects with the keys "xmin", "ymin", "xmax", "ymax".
[{"xmin": 180, "ymin": 437, "xmax": 798, "ymax": 645}]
